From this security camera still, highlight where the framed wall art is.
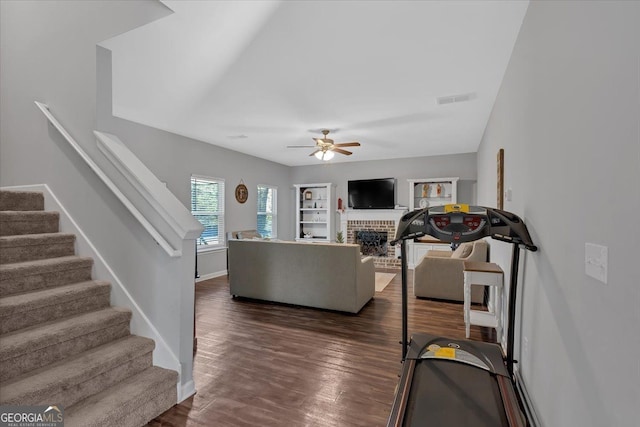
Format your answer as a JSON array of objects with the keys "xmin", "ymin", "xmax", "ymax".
[{"xmin": 235, "ymin": 180, "xmax": 248, "ymax": 204}]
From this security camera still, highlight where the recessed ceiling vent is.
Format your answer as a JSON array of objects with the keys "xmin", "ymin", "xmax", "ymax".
[{"xmin": 437, "ymin": 92, "xmax": 477, "ymax": 105}]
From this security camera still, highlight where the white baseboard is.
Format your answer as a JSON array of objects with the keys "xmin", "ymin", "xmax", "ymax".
[
  {"xmin": 196, "ymin": 270, "xmax": 227, "ymax": 282},
  {"xmin": 179, "ymin": 380, "xmax": 196, "ymax": 404},
  {"xmin": 514, "ymin": 367, "xmax": 542, "ymax": 426}
]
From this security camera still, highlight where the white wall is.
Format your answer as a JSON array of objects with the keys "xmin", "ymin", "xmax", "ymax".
[{"xmin": 477, "ymin": 1, "xmax": 640, "ymax": 425}]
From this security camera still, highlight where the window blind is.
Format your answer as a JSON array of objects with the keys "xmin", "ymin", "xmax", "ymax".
[
  {"xmin": 257, "ymin": 184, "xmax": 277, "ymax": 238},
  {"xmin": 191, "ymin": 175, "xmax": 225, "ymax": 248}
]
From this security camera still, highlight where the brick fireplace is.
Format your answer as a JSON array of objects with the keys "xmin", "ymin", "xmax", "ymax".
[{"xmin": 340, "ymin": 209, "xmax": 406, "ymax": 269}]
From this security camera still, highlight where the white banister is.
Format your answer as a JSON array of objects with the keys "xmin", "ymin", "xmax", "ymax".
[
  {"xmin": 94, "ymin": 131, "xmax": 202, "ymax": 244},
  {"xmin": 34, "ymin": 101, "xmax": 202, "ymax": 257}
]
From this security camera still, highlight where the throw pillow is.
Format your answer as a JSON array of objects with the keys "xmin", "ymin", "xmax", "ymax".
[
  {"xmin": 238, "ymin": 230, "xmax": 262, "ymax": 240},
  {"xmin": 451, "ymin": 242, "xmax": 473, "ymax": 259}
]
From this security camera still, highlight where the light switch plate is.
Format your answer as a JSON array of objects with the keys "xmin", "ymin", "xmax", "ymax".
[
  {"xmin": 505, "ymin": 188, "xmax": 512, "ymax": 201},
  {"xmin": 585, "ymin": 243, "xmax": 608, "ymax": 284}
]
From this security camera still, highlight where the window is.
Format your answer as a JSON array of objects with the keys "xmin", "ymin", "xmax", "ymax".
[
  {"xmin": 191, "ymin": 175, "xmax": 225, "ymax": 249},
  {"xmin": 257, "ymin": 184, "xmax": 277, "ymax": 238}
]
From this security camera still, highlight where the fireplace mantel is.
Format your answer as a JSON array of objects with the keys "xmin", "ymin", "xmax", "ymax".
[{"xmin": 338, "ymin": 208, "xmax": 407, "ymax": 232}]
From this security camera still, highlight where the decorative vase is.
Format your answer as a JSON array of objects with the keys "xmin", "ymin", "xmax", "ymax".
[{"xmin": 422, "ymin": 184, "xmax": 429, "ymax": 197}]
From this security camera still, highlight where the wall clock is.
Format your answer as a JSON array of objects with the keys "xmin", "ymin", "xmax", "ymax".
[{"xmin": 235, "ymin": 182, "xmax": 248, "ymax": 204}]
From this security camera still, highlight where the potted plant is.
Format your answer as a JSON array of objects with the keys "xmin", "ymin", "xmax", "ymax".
[{"xmin": 336, "ymin": 231, "xmax": 344, "ymax": 243}]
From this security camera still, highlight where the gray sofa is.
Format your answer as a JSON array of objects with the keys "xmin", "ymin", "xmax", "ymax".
[
  {"xmin": 228, "ymin": 239, "xmax": 375, "ymax": 313},
  {"xmin": 413, "ymin": 240, "xmax": 489, "ymax": 303}
]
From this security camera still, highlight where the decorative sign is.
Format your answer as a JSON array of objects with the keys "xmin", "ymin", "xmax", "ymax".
[
  {"xmin": 235, "ymin": 181, "xmax": 248, "ymax": 204},
  {"xmin": 497, "ymin": 148, "xmax": 504, "ymax": 210}
]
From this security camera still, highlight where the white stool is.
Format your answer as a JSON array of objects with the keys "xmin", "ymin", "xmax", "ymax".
[{"xmin": 463, "ymin": 261, "xmax": 504, "ymax": 343}]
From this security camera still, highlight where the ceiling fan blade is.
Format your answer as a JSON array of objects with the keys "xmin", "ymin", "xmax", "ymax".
[
  {"xmin": 309, "ymin": 150, "xmax": 321, "ymax": 157},
  {"xmin": 334, "ymin": 142, "xmax": 360, "ymax": 147},
  {"xmin": 287, "ymin": 145, "xmax": 316, "ymax": 148},
  {"xmin": 331, "ymin": 148, "xmax": 353, "ymax": 156}
]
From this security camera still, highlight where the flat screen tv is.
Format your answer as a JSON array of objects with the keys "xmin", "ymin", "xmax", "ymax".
[{"xmin": 348, "ymin": 178, "xmax": 395, "ymax": 209}]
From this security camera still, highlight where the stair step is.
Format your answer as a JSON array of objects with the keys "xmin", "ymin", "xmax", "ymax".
[
  {"xmin": 0, "ymin": 307, "xmax": 132, "ymax": 382},
  {"xmin": 0, "ymin": 335, "xmax": 155, "ymax": 408},
  {"xmin": 0, "ymin": 190, "xmax": 175, "ymax": 426},
  {"xmin": 65, "ymin": 366, "xmax": 177, "ymax": 427},
  {"xmin": 0, "ymin": 191, "xmax": 44, "ymax": 211},
  {"xmin": 0, "ymin": 233, "xmax": 75, "ymax": 264},
  {"xmin": 0, "ymin": 281, "xmax": 111, "ymax": 334},
  {"xmin": 0, "ymin": 211, "xmax": 60, "ymax": 236},
  {"xmin": 0, "ymin": 256, "xmax": 93, "ymax": 297}
]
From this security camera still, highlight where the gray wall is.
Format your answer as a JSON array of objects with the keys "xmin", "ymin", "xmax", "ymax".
[
  {"xmin": 0, "ymin": 0, "xmax": 209, "ymax": 383},
  {"xmin": 0, "ymin": 0, "xmax": 293, "ymax": 284},
  {"xmin": 291, "ymin": 153, "xmax": 477, "ymax": 227},
  {"xmin": 96, "ymin": 47, "xmax": 293, "ymax": 278},
  {"xmin": 292, "ymin": 153, "xmax": 477, "ymax": 207},
  {"xmin": 477, "ymin": 1, "xmax": 640, "ymax": 425}
]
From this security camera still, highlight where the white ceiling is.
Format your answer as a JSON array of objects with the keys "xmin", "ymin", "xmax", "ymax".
[{"xmin": 100, "ymin": 0, "xmax": 529, "ymax": 167}]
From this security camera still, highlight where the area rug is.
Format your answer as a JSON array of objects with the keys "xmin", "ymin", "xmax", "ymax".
[{"xmin": 375, "ymin": 272, "xmax": 396, "ymax": 292}]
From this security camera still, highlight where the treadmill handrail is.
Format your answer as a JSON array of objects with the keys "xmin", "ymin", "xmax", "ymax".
[{"xmin": 492, "ymin": 233, "xmax": 538, "ymax": 252}]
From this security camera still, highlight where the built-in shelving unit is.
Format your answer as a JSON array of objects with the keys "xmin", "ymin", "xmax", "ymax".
[
  {"xmin": 294, "ymin": 183, "xmax": 335, "ymax": 242},
  {"xmin": 406, "ymin": 177, "xmax": 459, "ymax": 268},
  {"xmin": 408, "ymin": 177, "xmax": 459, "ymax": 210}
]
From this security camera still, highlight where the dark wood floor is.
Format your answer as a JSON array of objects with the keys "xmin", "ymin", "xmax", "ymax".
[{"xmin": 148, "ymin": 270, "xmax": 495, "ymax": 426}]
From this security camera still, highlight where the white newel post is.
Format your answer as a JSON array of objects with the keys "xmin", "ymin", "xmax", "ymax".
[{"xmin": 177, "ymin": 239, "xmax": 197, "ymax": 400}]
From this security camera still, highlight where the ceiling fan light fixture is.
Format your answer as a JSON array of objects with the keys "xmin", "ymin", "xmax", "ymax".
[
  {"xmin": 293, "ymin": 130, "xmax": 358, "ymax": 160},
  {"xmin": 314, "ymin": 150, "xmax": 334, "ymax": 161}
]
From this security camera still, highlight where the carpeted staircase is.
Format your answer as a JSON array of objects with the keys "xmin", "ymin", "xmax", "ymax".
[{"xmin": 0, "ymin": 190, "xmax": 177, "ymax": 426}]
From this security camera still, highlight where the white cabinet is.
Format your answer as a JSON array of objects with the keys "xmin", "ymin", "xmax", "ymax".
[
  {"xmin": 406, "ymin": 178, "xmax": 458, "ymax": 268},
  {"xmin": 294, "ymin": 183, "xmax": 335, "ymax": 242}
]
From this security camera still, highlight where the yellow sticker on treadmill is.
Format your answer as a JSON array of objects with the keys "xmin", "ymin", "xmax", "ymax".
[
  {"xmin": 434, "ymin": 347, "xmax": 456, "ymax": 358},
  {"xmin": 444, "ymin": 204, "xmax": 469, "ymax": 213}
]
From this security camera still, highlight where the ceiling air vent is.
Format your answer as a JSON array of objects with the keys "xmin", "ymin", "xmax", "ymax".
[{"xmin": 437, "ymin": 92, "xmax": 477, "ymax": 105}]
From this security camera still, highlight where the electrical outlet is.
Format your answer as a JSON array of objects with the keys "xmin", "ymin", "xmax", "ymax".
[{"xmin": 585, "ymin": 243, "xmax": 608, "ymax": 284}]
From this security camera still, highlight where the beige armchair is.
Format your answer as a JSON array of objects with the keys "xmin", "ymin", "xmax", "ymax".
[{"xmin": 413, "ymin": 240, "xmax": 489, "ymax": 303}]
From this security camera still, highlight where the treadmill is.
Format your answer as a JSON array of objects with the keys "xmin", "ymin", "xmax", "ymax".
[{"xmin": 387, "ymin": 204, "xmax": 537, "ymax": 427}]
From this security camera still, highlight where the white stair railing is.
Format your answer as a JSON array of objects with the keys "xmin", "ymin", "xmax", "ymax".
[
  {"xmin": 35, "ymin": 101, "xmax": 202, "ymax": 256},
  {"xmin": 35, "ymin": 101, "xmax": 203, "ymax": 402}
]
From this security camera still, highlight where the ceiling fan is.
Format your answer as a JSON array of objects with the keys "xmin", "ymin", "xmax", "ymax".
[{"xmin": 287, "ymin": 129, "xmax": 361, "ymax": 161}]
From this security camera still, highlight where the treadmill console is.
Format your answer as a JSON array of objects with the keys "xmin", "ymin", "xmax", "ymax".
[
  {"xmin": 393, "ymin": 204, "xmax": 537, "ymax": 251},
  {"xmin": 426, "ymin": 205, "xmax": 488, "ymax": 242}
]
